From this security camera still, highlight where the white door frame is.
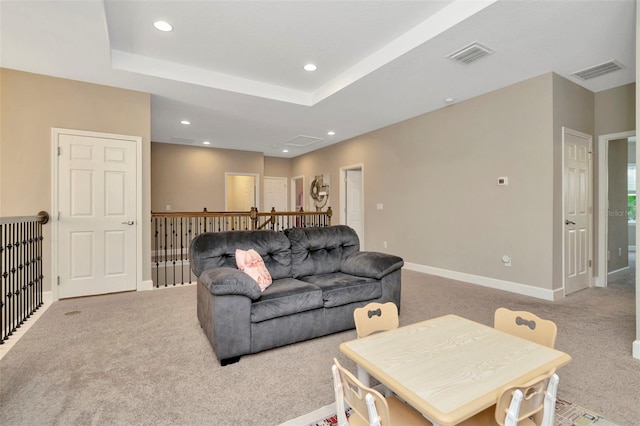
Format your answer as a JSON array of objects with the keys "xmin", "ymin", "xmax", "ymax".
[
  {"xmin": 51, "ymin": 128, "xmax": 143, "ymax": 302},
  {"xmin": 596, "ymin": 130, "xmax": 636, "ymax": 287},
  {"xmin": 340, "ymin": 164, "xmax": 364, "ymax": 248},
  {"xmin": 224, "ymin": 172, "xmax": 260, "ymax": 211},
  {"xmin": 562, "ymin": 127, "xmax": 593, "ymax": 295}
]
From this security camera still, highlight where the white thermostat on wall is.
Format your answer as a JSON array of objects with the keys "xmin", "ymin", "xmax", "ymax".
[{"xmin": 498, "ymin": 177, "xmax": 508, "ymax": 186}]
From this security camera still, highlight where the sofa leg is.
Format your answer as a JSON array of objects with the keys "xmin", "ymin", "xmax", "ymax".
[{"xmin": 220, "ymin": 356, "xmax": 241, "ymax": 366}]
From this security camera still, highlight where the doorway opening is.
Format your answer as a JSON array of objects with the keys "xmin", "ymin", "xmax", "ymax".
[
  {"xmin": 291, "ymin": 176, "xmax": 305, "ymax": 211},
  {"xmin": 597, "ymin": 131, "xmax": 636, "ymax": 288},
  {"xmin": 225, "ymin": 173, "xmax": 259, "ymax": 211},
  {"xmin": 340, "ymin": 164, "xmax": 364, "ymax": 249}
]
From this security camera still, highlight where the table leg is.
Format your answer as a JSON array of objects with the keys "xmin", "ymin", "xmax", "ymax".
[{"xmin": 356, "ymin": 365, "xmax": 371, "ymax": 387}]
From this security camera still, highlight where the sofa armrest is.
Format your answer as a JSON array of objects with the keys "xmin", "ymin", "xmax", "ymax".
[
  {"xmin": 199, "ymin": 267, "xmax": 262, "ymax": 300},
  {"xmin": 341, "ymin": 252, "xmax": 404, "ymax": 280}
]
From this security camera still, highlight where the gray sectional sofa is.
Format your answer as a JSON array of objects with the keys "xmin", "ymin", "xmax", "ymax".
[{"xmin": 190, "ymin": 225, "xmax": 403, "ymax": 365}]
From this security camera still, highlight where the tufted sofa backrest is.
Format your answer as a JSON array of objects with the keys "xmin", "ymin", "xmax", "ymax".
[
  {"xmin": 285, "ymin": 225, "xmax": 360, "ymax": 278},
  {"xmin": 189, "ymin": 230, "xmax": 292, "ymax": 279}
]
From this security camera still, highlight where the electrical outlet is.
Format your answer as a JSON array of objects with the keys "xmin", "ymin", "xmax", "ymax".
[
  {"xmin": 383, "ymin": 241, "xmax": 388, "ymax": 249},
  {"xmin": 165, "ymin": 204, "xmax": 171, "ymax": 211}
]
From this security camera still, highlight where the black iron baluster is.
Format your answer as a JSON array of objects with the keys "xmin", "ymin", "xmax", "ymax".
[
  {"xmin": 1, "ymin": 223, "xmax": 6, "ymax": 343},
  {"xmin": 171, "ymin": 217, "xmax": 177, "ymax": 286},
  {"xmin": 162, "ymin": 217, "xmax": 167, "ymax": 287},
  {"xmin": 24, "ymin": 221, "xmax": 31, "ymax": 322},
  {"xmin": 18, "ymin": 222, "xmax": 23, "ymax": 325},
  {"xmin": 8, "ymin": 223, "xmax": 15, "ymax": 336},
  {"xmin": 153, "ymin": 217, "xmax": 159, "ymax": 288},
  {"xmin": 21, "ymin": 222, "xmax": 27, "ymax": 324},
  {"xmin": 180, "ymin": 217, "xmax": 184, "ymax": 285},
  {"xmin": 36, "ymin": 221, "xmax": 43, "ymax": 307}
]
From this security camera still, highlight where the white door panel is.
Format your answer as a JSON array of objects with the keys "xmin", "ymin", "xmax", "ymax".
[
  {"xmin": 58, "ymin": 133, "xmax": 137, "ymax": 298},
  {"xmin": 564, "ymin": 129, "xmax": 592, "ymax": 294},
  {"xmin": 264, "ymin": 177, "xmax": 288, "ymax": 230}
]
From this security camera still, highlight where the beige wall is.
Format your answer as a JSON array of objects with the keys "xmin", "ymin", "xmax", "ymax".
[
  {"xmin": 151, "ymin": 142, "xmax": 263, "ymax": 212},
  {"xmin": 293, "ymin": 73, "xmax": 556, "ymax": 290},
  {"xmin": 264, "ymin": 156, "xmax": 291, "ymax": 177},
  {"xmin": 0, "ymin": 68, "xmax": 151, "ymax": 292},
  {"xmin": 595, "ymin": 83, "xmax": 636, "ymax": 136}
]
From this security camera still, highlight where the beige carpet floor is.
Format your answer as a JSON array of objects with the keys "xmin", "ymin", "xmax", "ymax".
[{"xmin": 0, "ymin": 269, "xmax": 638, "ymax": 425}]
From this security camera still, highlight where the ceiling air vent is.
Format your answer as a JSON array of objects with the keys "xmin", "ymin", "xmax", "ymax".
[
  {"xmin": 447, "ymin": 42, "xmax": 494, "ymax": 64},
  {"xmin": 571, "ymin": 60, "xmax": 625, "ymax": 80},
  {"xmin": 284, "ymin": 135, "xmax": 324, "ymax": 147}
]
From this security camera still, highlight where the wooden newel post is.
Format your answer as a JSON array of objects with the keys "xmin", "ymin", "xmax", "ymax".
[
  {"xmin": 326, "ymin": 206, "xmax": 332, "ymax": 226},
  {"xmin": 250, "ymin": 207, "xmax": 258, "ymax": 229},
  {"xmin": 270, "ymin": 207, "xmax": 276, "ymax": 230}
]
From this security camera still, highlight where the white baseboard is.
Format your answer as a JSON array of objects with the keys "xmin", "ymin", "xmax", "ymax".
[
  {"xmin": 152, "ymin": 281, "xmax": 197, "ymax": 290},
  {"xmin": 633, "ymin": 340, "xmax": 640, "ymax": 360},
  {"xmin": 404, "ymin": 262, "xmax": 559, "ymax": 301},
  {"xmin": 139, "ymin": 280, "xmax": 154, "ymax": 291},
  {"xmin": 0, "ymin": 299, "xmax": 53, "ymax": 361}
]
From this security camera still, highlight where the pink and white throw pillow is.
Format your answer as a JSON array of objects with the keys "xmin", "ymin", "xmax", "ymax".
[{"xmin": 235, "ymin": 248, "xmax": 272, "ymax": 291}]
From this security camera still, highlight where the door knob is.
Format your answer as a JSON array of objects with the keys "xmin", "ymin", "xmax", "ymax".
[
  {"xmin": 122, "ymin": 220, "xmax": 135, "ymax": 225},
  {"xmin": 565, "ymin": 220, "xmax": 576, "ymax": 225}
]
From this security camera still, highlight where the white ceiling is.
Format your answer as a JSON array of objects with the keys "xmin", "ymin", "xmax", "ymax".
[{"xmin": 1, "ymin": 0, "xmax": 636, "ymax": 158}]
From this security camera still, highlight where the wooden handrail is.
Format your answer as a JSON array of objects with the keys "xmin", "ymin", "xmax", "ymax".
[{"xmin": 150, "ymin": 207, "xmax": 332, "ymax": 219}]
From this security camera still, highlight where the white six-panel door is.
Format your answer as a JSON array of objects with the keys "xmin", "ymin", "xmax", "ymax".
[
  {"xmin": 264, "ymin": 177, "xmax": 288, "ymax": 229},
  {"xmin": 57, "ymin": 132, "xmax": 138, "ymax": 298},
  {"xmin": 563, "ymin": 128, "xmax": 592, "ymax": 294}
]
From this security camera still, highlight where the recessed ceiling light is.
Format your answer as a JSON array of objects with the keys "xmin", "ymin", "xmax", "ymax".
[
  {"xmin": 327, "ymin": 131, "xmax": 335, "ymax": 136},
  {"xmin": 153, "ymin": 21, "xmax": 173, "ymax": 32},
  {"xmin": 304, "ymin": 64, "xmax": 317, "ymax": 72},
  {"xmin": 282, "ymin": 149, "xmax": 289, "ymax": 153},
  {"xmin": 180, "ymin": 120, "xmax": 191, "ymax": 125},
  {"xmin": 203, "ymin": 141, "xmax": 210, "ymax": 145},
  {"xmin": 444, "ymin": 97, "xmax": 455, "ymax": 104}
]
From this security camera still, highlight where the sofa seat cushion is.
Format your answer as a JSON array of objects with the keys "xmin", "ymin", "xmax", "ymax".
[
  {"xmin": 300, "ymin": 273, "xmax": 381, "ymax": 308},
  {"xmin": 250, "ymin": 278, "xmax": 323, "ymax": 323}
]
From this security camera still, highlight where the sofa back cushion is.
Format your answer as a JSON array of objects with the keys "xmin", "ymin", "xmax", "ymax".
[
  {"xmin": 189, "ymin": 230, "xmax": 292, "ymax": 279},
  {"xmin": 285, "ymin": 225, "xmax": 359, "ymax": 278}
]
